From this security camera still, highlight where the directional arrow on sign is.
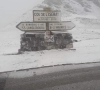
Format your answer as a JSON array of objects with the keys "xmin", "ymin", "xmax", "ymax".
[
  {"xmin": 16, "ymin": 22, "xmax": 46, "ymax": 31},
  {"xmin": 49, "ymin": 21, "xmax": 75, "ymax": 31}
]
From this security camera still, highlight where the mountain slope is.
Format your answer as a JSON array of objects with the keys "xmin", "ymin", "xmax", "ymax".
[
  {"xmin": 3, "ymin": 0, "xmax": 100, "ymax": 27},
  {"xmin": 42, "ymin": 0, "xmax": 100, "ymax": 18}
]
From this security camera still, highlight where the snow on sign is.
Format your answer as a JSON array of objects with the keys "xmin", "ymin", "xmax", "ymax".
[
  {"xmin": 49, "ymin": 21, "xmax": 75, "ymax": 30},
  {"xmin": 33, "ymin": 10, "xmax": 61, "ymax": 22},
  {"xmin": 16, "ymin": 22, "xmax": 46, "ymax": 31}
]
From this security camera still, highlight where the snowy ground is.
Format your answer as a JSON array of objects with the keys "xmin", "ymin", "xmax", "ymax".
[{"xmin": 0, "ymin": 20, "xmax": 100, "ymax": 72}]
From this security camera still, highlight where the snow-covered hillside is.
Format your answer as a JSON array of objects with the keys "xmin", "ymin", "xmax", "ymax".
[
  {"xmin": 43, "ymin": 0, "xmax": 100, "ymax": 18},
  {"xmin": 5, "ymin": 0, "xmax": 100, "ymax": 26},
  {"xmin": 0, "ymin": 0, "xmax": 100, "ymax": 72}
]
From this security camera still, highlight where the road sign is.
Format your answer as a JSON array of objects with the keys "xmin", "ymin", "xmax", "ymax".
[
  {"xmin": 33, "ymin": 10, "xmax": 61, "ymax": 22},
  {"xmin": 16, "ymin": 22, "xmax": 46, "ymax": 31},
  {"xmin": 44, "ymin": 31, "xmax": 54, "ymax": 42},
  {"xmin": 49, "ymin": 21, "xmax": 75, "ymax": 30},
  {"xmin": 44, "ymin": 35, "xmax": 54, "ymax": 42}
]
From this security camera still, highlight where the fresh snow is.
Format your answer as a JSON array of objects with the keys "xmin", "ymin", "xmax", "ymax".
[
  {"xmin": 0, "ymin": 1, "xmax": 100, "ymax": 72},
  {"xmin": 0, "ymin": 21, "xmax": 100, "ymax": 72}
]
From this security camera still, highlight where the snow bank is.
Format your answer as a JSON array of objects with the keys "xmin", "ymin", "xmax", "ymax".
[{"xmin": 0, "ymin": 37, "xmax": 100, "ymax": 72}]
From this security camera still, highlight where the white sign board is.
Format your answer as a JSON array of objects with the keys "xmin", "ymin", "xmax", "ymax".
[
  {"xmin": 33, "ymin": 10, "xmax": 61, "ymax": 22},
  {"xmin": 16, "ymin": 22, "xmax": 46, "ymax": 31},
  {"xmin": 49, "ymin": 21, "xmax": 75, "ymax": 30}
]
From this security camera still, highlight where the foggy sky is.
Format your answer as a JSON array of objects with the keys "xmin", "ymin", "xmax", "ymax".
[{"xmin": 0, "ymin": 0, "xmax": 43, "ymax": 28}]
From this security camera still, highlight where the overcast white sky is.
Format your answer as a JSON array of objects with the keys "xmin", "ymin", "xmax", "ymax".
[{"xmin": 0, "ymin": 0, "xmax": 44, "ymax": 28}]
